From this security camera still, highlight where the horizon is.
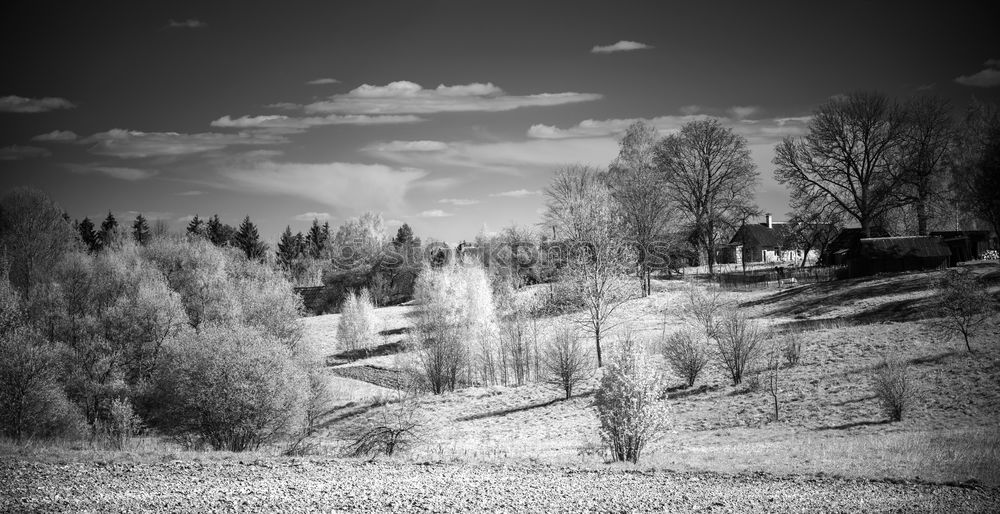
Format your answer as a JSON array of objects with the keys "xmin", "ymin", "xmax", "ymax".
[{"xmin": 2, "ymin": 1, "xmax": 999, "ymax": 243}]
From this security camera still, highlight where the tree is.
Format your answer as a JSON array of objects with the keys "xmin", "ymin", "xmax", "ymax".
[
  {"xmin": 606, "ymin": 121, "xmax": 674, "ymax": 296},
  {"xmin": 0, "ymin": 188, "xmax": 75, "ymax": 296},
  {"xmin": 234, "ymin": 215, "xmax": 266, "ymax": 261},
  {"xmin": 336, "ymin": 289, "xmax": 377, "ymax": 352},
  {"xmin": 332, "ymin": 212, "xmax": 387, "ymax": 269},
  {"xmin": 542, "ymin": 327, "xmax": 594, "ymax": 399},
  {"xmin": 952, "ymin": 102, "xmax": 1000, "ymax": 237},
  {"xmin": 206, "ymin": 214, "xmax": 234, "ymax": 246},
  {"xmin": 786, "ymin": 200, "xmax": 843, "ymax": 267},
  {"xmin": 77, "ymin": 217, "xmax": 100, "ymax": 253},
  {"xmin": 186, "ymin": 214, "xmax": 205, "ymax": 238},
  {"xmin": 595, "ymin": 333, "xmax": 668, "ymax": 464},
  {"xmin": 542, "ymin": 164, "xmax": 610, "ymax": 242},
  {"xmin": 276, "ymin": 225, "xmax": 301, "ymax": 269},
  {"xmin": 661, "ymin": 326, "xmax": 710, "ymax": 388},
  {"xmin": 655, "ymin": 118, "xmax": 758, "ymax": 274},
  {"xmin": 934, "ymin": 269, "xmax": 997, "ymax": 352},
  {"xmin": 896, "ymin": 95, "xmax": 955, "ymax": 235},
  {"xmin": 714, "ymin": 310, "xmax": 768, "ymax": 385},
  {"xmin": 98, "ymin": 211, "xmax": 118, "ymax": 249},
  {"xmin": 305, "ymin": 218, "xmax": 327, "ymax": 259},
  {"xmin": 393, "ymin": 223, "xmax": 414, "ymax": 247},
  {"xmin": 774, "ymin": 91, "xmax": 906, "ymax": 237},
  {"xmin": 132, "ymin": 214, "xmax": 150, "ymax": 245}
]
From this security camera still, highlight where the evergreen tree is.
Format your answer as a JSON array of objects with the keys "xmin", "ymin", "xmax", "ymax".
[
  {"xmin": 306, "ymin": 218, "xmax": 326, "ymax": 259},
  {"xmin": 98, "ymin": 211, "xmax": 118, "ymax": 249},
  {"xmin": 393, "ymin": 223, "xmax": 415, "ymax": 246},
  {"xmin": 206, "ymin": 214, "xmax": 226, "ymax": 246},
  {"xmin": 186, "ymin": 214, "xmax": 205, "ymax": 237},
  {"xmin": 295, "ymin": 231, "xmax": 306, "ymax": 257},
  {"xmin": 276, "ymin": 225, "xmax": 300, "ymax": 268},
  {"xmin": 77, "ymin": 217, "xmax": 100, "ymax": 253},
  {"xmin": 234, "ymin": 215, "xmax": 267, "ymax": 261},
  {"xmin": 132, "ymin": 214, "xmax": 151, "ymax": 245}
]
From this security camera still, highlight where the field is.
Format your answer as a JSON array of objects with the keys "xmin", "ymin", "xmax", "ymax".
[{"xmin": 4, "ymin": 265, "xmax": 1000, "ymax": 511}]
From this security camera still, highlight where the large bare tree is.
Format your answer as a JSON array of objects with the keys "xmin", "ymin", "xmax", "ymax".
[
  {"xmin": 896, "ymin": 95, "xmax": 955, "ymax": 235},
  {"xmin": 655, "ymin": 119, "xmax": 757, "ymax": 274},
  {"xmin": 606, "ymin": 121, "xmax": 674, "ymax": 296},
  {"xmin": 0, "ymin": 187, "xmax": 75, "ymax": 298},
  {"xmin": 952, "ymin": 100, "xmax": 1000, "ymax": 237},
  {"xmin": 774, "ymin": 91, "xmax": 906, "ymax": 237}
]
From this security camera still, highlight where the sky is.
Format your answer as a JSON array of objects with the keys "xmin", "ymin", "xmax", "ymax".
[{"xmin": 2, "ymin": 1, "xmax": 999, "ymax": 244}]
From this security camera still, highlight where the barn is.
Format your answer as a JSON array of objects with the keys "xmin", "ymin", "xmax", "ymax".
[{"xmin": 848, "ymin": 236, "xmax": 951, "ymax": 277}]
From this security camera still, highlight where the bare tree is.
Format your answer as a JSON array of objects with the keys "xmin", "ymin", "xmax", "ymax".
[
  {"xmin": 714, "ymin": 310, "xmax": 768, "ymax": 385},
  {"xmin": 660, "ymin": 326, "xmax": 710, "ymax": 388},
  {"xmin": 655, "ymin": 119, "xmax": 758, "ymax": 274},
  {"xmin": 786, "ymin": 198, "xmax": 843, "ymax": 267},
  {"xmin": 542, "ymin": 164, "xmax": 611, "ymax": 242},
  {"xmin": 934, "ymin": 269, "xmax": 997, "ymax": 352},
  {"xmin": 896, "ymin": 95, "xmax": 955, "ymax": 235},
  {"xmin": 764, "ymin": 344, "xmax": 781, "ymax": 421},
  {"xmin": 542, "ymin": 326, "xmax": 594, "ymax": 399},
  {"xmin": 952, "ymin": 101, "xmax": 1000, "ymax": 237},
  {"xmin": 774, "ymin": 91, "xmax": 906, "ymax": 237},
  {"xmin": 606, "ymin": 121, "xmax": 675, "ymax": 296},
  {"xmin": 0, "ymin": 188, "xmax": 75, "ymax": 298}
]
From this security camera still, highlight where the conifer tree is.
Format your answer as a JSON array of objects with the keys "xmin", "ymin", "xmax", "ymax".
[
  {"xmin": 98, "ymin": 211, "xmax": 118, "ymax": 249},
  {"xmin": 234, "ymin": 215, "xmax": 267, "ymax": 261},
  {"xmin": 206, "ymin": 214, "xmax": 226, "ymax": 246},
  {"xmin": 132, "ymin": 214, "xmax": 151, "ymax": 245},
  {"xmin": 77, "ymin": 217, "xmax": 100, "ymax": 252},
  {"xmin": 186, "ymin": 214, "xmax": 205, "ymax": 237},
  {"xmin": 393, "ymin": 223, "xmax": 414, "ymax": 246},
  {"xmin": 306, "ymin": 218, "xmax": 326, "ymax": 259},
  {"xmin": 276, "ymin": 225, "xmax": 300, "ymax": 268}
]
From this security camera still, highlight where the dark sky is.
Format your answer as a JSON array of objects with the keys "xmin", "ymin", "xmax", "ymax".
[{"xmin": 2, "ymin": 1, "xmax": 998, "ymax": 242}]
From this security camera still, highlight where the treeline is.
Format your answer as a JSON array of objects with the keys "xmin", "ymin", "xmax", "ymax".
[{"xmin": 0, "ymin": 188, "xmax": 319, "ymax": 450}]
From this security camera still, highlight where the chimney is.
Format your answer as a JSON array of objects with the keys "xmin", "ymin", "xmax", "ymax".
[{"xmin": 765, "ymin": 213, "xmax": 773, "ymax": 229}]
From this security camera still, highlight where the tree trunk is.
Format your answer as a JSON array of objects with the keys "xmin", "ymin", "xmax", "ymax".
[
  {"xmin": 916, "ymin": 199, "xmax": 929, "ymax": 236},
  {"xmin": 595, "ymin": 325, "xmax": 603, "ymax": 368}
]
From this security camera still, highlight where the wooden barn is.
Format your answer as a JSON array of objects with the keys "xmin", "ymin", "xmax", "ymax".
[
  {"xmin": 822, "ymin": 227, "xmax": 891, "ymax": 266},
  {"xmin": 929, "ymin": 230, "xmax": 992, "ymax": 265},
  {"xmin": 848, "ymin": 236, "xmax": 951, "ymax": 277}
]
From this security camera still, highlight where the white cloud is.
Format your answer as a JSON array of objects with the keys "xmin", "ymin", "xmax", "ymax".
[
  {"xmin": 66, "ymin": 163, "xmax": 158, "ymax": 180},
  {"xmin": 32, "ymin": 130, "xmax": 78, "ymax": 142},
  {"xmin": 167, "ymin": 19, "xmax": 206, "ymax": 29},
  {"xmin": 415, "ymin": 209, "xmax": 453, "ymax": 218},
  {"xmin": 490, "ymin": 189, "xmax": 541, "ymax": 198},
  {"xmin": 0, "ymin": 145, "xmax": 51, "ymax": 160},
  {"xmin": 218, "ymin": 159, "xmax": 426, "ymax": 213},
  {"xmin": 306, "ymin": 78, "xmax": 340, "ymax": 85},
  {"xmin": 0, "ymin": 95, "xmax": 75, "ymax": 113},
  {"xmin": 439, "ymin": 198, "xmax": 479, "ymax": 206},
  {"xmin": 728, "ymin": 106, "xmax": 761, "ymax": 120},
  {"xmin": 591, "ymin": 40, "xmax": 653, "ymax": 54},
  {"xmin": 297, "ymin": 80, "xmax": 602, "ymax": 115},
  {"xmin": 955, "ymin": 59, "xmax": 1000, "ymax": 88},
  {"xmin": 79, "ymin": 128, "xmax": 286, "ymax": 158},
  {"xmin": 210, "ymin": 113, "xmax": 422, "ymax": 130},
  {"xmin": 176, "ymin": 190, "xmax": 204, "ymax": 196},
  {"xmin": 365, "ymin": 140, "xmax": 449, "ymax": 152},
  {"xmin": 293, "ymin": 212, "xmax": 332, "ymax": 221}
]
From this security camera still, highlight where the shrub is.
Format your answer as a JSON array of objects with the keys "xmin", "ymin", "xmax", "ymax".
[
  {"xmin": 715, "ymin": 310, "xmax": 768, "ymax": 385},
  {"xmin": 683, "ymin": 282, "xmax": 726, "ymax": 338},
  {"xmin": 872, "ymin": 356, "xmax": 912, "ymax": 422},
  {"xmin": 97, "ymin": 397, "xmax": 142, "ymax": 450},
  {"xmin": 781, "ymin": 335, "xmax": 803, "ymax": 367},
  {"xmin": 285, "ymin": 371, "xmax": 333, "ymax": 456},
  {"xmin": 337, "ymin": 288, "xmax": 377, "ymax": 351},
  {"xmin": 345, "ymin": 383, "xmax": 424, "ymax": 457},
  {"xmin": 660, "ymin": 326, "xmax": 710, "ymax": 388},
  {"xmin": 935, "ymin": 269, "xmax": 998, "ymax": 352},
  {"xmin": 150, "ymin": 324, "xmax": 308, "ymax": 451},
  {"xmin": 542, "ymin": 326, "xmax": 594, "ymax": 399},
  {"xmin": 595, "ymin": 334, "xmax": 668, "ymax": 464}
]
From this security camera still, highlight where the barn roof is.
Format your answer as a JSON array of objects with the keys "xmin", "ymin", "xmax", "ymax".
[
  {"xmin": 857, "ymin": 236, "xmax": 951, "ymax": 259},
  {"xmin": 730, "ymin": 224, "xmax": 781, "ymax": 247}
]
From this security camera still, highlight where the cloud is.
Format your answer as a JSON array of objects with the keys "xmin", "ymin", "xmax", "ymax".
[
  {"xmin": 218, "ymin": 158, "xmax": 426, "ymax": 213},
  {"xmin": 167, "ymin": 19, "xmax": 206, "ymax": 29},
  {"xmin": 955, "ymin": 59, "xmax": 1000, "ymax": 87},
  {"xmin": 365, "ymin": 140, "xmax": 449, "ymax": 152},
  {"xmin": 293, "ymin": 212, "xmax": 332, "ymax": 221},
  {"xmin": 415, "ymin": 209, "xmax": 453, "ymax": 218},
  {"xmin": 306, "ymin": 78, "xmax": 340, "ymax": 85},
  {"xmin": 438, "ymin": 198, "xmax": 479, "ymax": 206},
  {"xmin": 490, "ymin": 189, "xmax": 541, "ymax": 198},
  {"xmin": 296, "ymin": 81, "xmax": 602, "ymax": 115},
  {"xmin": 176, "ymin": 190, "xmax": 204, "ymax": 196},
  {"xmin": 679, "ymin": 105, "xmax": 702, "ymax": 115},
  {"xmin": 32, "ymin": 130, "xmax": 78, "ymax": 142},
  {"xmin": 0, "ymin": 95, "xmax": 75, "ymax": 113},
  {"xmin": 591, "ymin": 40, "xmax": 653, "ymax": 54},
  {"xmin": 728, "ymin": 106, "xmax": 761, "ymax": 120},
  {"xmin": 210, "ymin": 113, "xmax": 422, "ymax": 130},
  {"xmin": 78, "ymin": 128, "xmax": 285, "ymax": 158},
  {"xmin": 0, "ymin": 145, "xmax": 52, "ymax": 160},
  {"xmin": 66, "ymin": 163, "xmax": 158, "ymax": 180}
]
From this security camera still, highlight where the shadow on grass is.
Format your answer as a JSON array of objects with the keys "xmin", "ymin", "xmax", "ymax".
[
  {"xmin": 814, "ymin": 419, "xmax": 891, "ymax": 431},
  {"xmin": 456, "ymin": 392, "xmax": 595, "ymax": 422},
  {"xmin": 316, "ymin": 402, "xmax": 378, "ymax": 430},
  {"xmin": 666, "ymin": 384, "xmax": 720, "ymax": 400},
  {"xmin": 908, "ymin": 350, "xmax": 957, "ymax": 366},
  {"xmin": 328, "ymin": 341, "xmax": 406, "ymax": 365},
  {"xmin": 830, "ymin": 394, "xmax": 877, "ymax": 407}
]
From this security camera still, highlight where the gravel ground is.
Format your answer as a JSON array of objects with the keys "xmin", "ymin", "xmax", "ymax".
[{"xmin": 2, "ymin": 459, "xmax": 997, "ymax": 513}]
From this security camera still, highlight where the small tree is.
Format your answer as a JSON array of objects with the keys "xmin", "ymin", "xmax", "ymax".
[
  {"xmin": 186, "ymin": 214, "xmax": 205, "ymax": 238},
  {"xmin": 595, "ymin": 334, "xmax": 668, "ymax": 464},
  {"xmin": 234, "ymin": 215, "xmax": 267, "ymax": 261},
  {"xmin": 77, "ymin": 217, "xmax": 100, "ymax": 252},
  {"xmin": 660, "ymin": 326, "xmax": 710, "ymax": 388},
  {"xmin": 872, "ymin": 356, "xmax": 912, "ymax": 422},
  {"xmin": 132, "ymin": 214, "xmax": 151, "ymax": 245},
  {"xmin": 715, "ymin": 310, "xmax": 768, "ymax": 385},
  {"xmin": 935, "ymin": 269, "xmax": 997, "ymax": 352},
  {"xmin": 345, "ymin": 381, "xmax": 424, "ymax": 457},
  {"xmin": 542, "ymin": 327, "xmax": 594, "ymax": 399},
  {"xmin": 764, "ymin": 344, "xmax": 781, "ymax": 421},
  {"xmin": 337, "ymin": 289, "xmax": 377, "ymax": 352}
]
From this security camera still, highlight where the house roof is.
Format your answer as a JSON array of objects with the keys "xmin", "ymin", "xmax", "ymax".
[
  {"xmin": 858, "ymin": 236, "xmax": 951, "ymax": 259},
  {"xmin": 730, "ymin": 224, "xmax": 781, "ymax": 247}
]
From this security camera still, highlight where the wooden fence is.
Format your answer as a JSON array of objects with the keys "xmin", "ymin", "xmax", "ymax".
[{"xmin": 712, "ymin": 265, "xmax": 846, "ymax": 290}]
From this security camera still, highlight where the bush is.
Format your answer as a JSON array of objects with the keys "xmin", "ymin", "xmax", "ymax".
[
  {"xmin": 660, "ymin": 327, "xmax": 710, "ymax": 387},
  {"xmin": 595, "ymin": 334, "xmax": 668, "ymax": 464},
  {"xmin": 781, "ymin": 335, "xmax": 803, "ymax": 367},
  {"xmin": 935, "ymin": 269, "xmax": 998, "ymax": 352},
  {"xmin": 337, "ymin": 288, "xmax": 377, "ymax": 351},
  {"xmin": 872, "ymin": 356, "xmax": 912, "ymax": 422},
  {"xmin": 96, "ymin": 397, "xmax": 142, "ymax": 450},
  {"xmin": 715, "ymin": 310, "xmax": 768, "ymax": 385},
  {"xmin": 542, "ymin": 326, "xmax": 594, "ymax": 399},
  {"xmin": 345, "ymin": 384, "xmax": 424, "ymax": 457},
  {"xmin": 150, "ymin": 324, "xmax": 308, "ymax": 451}
]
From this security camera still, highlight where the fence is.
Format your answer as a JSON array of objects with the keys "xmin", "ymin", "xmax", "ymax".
[{"xmin": 712, "ymin": 265, "xmax": 846, "ymax": 290}]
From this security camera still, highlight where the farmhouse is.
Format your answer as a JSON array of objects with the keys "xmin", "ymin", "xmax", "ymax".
[{"xmin": 724, "ymin": 214, "xmax": 807, "ymax": 264}]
